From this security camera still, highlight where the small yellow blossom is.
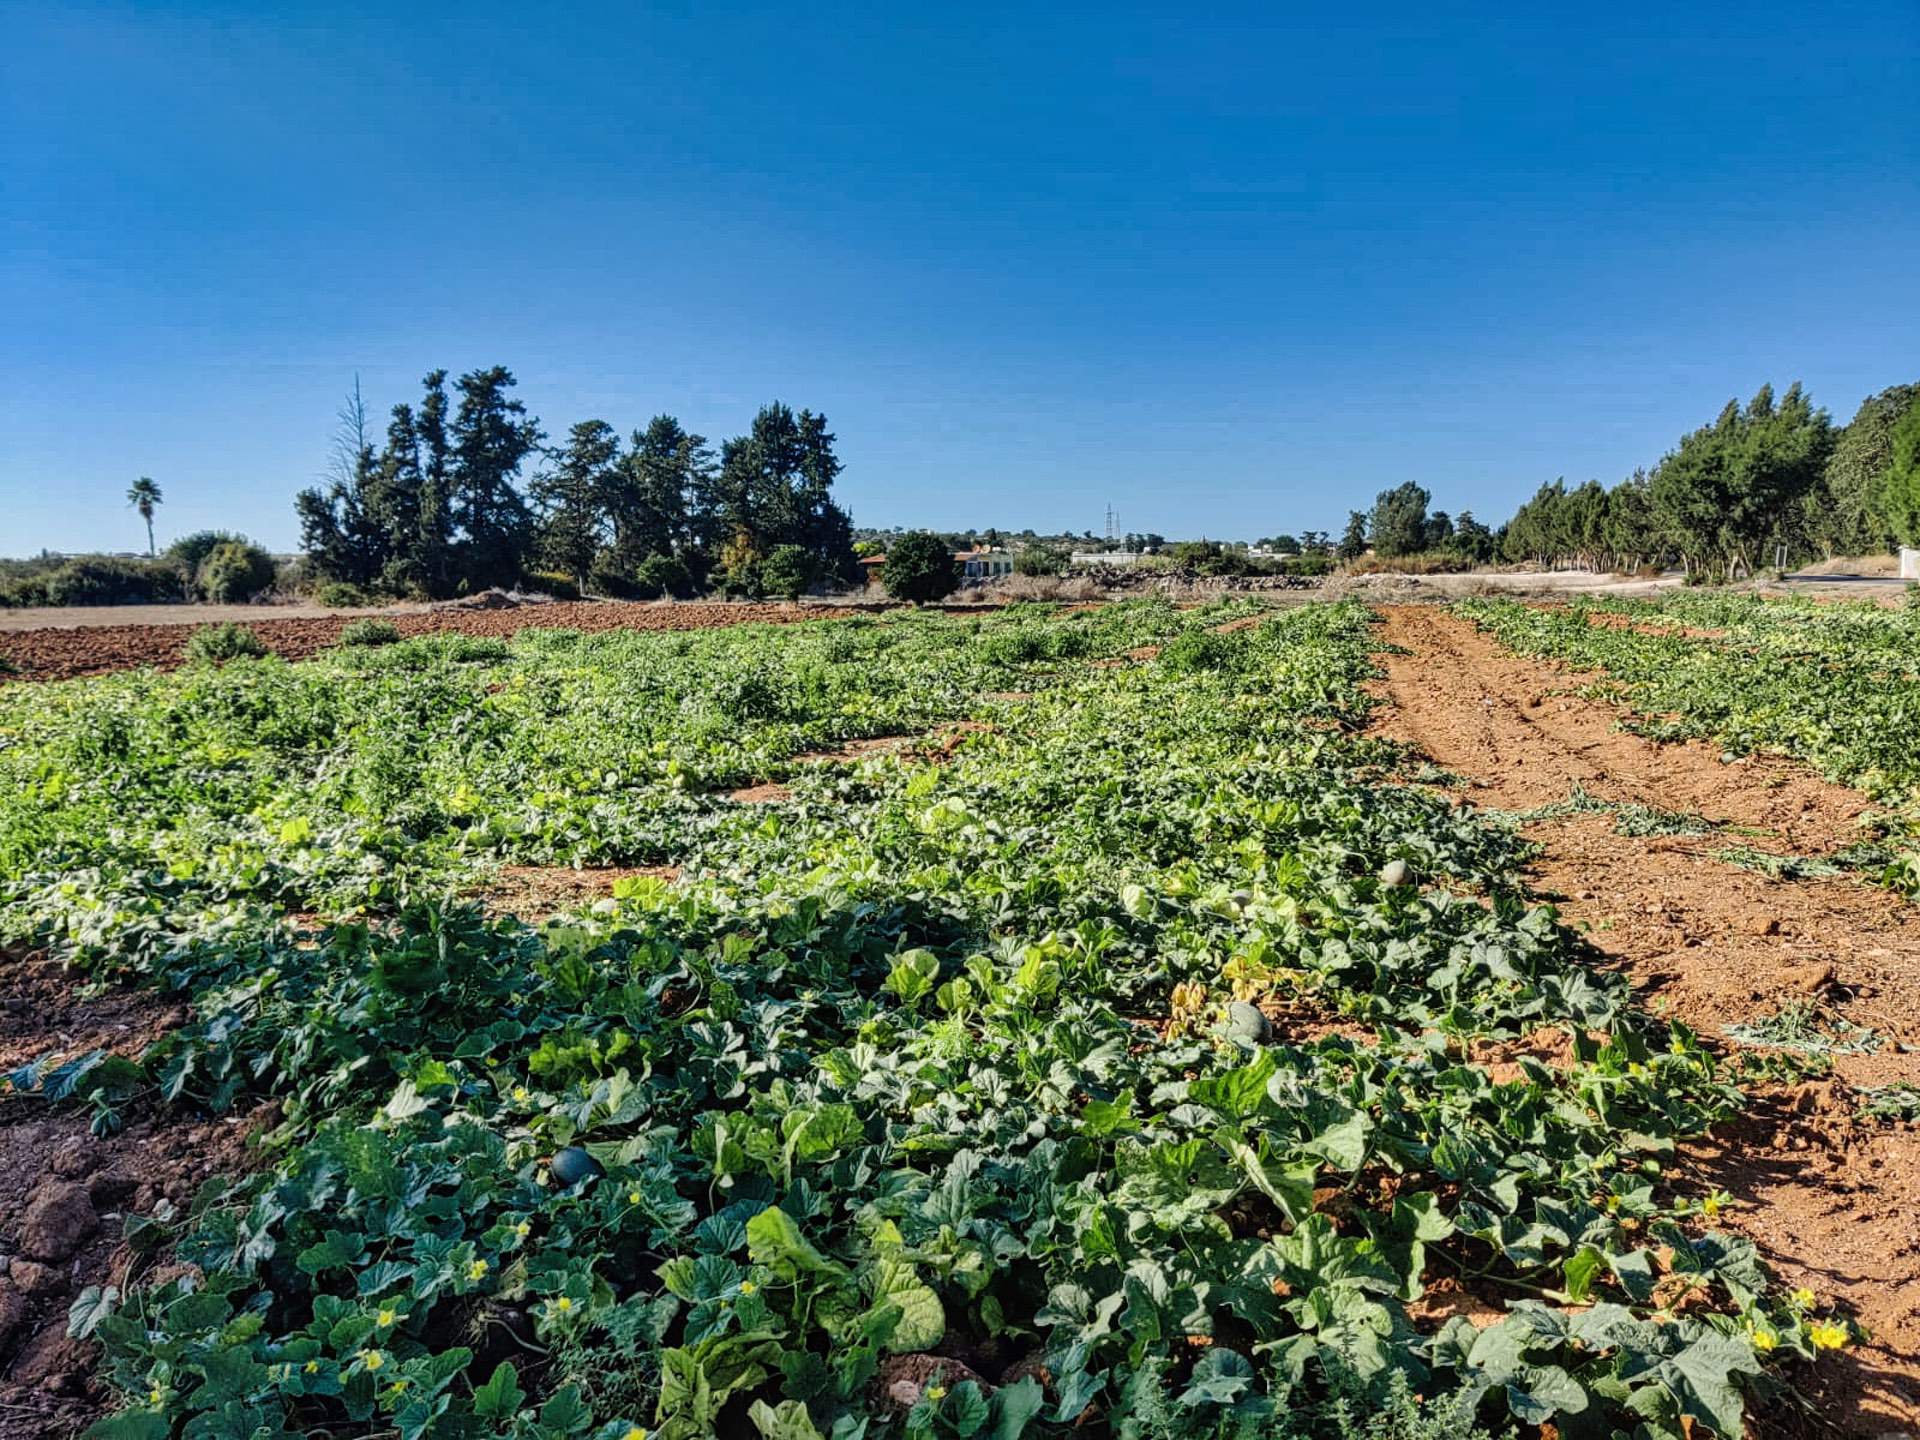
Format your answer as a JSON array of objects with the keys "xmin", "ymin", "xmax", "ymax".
[
  {"xmin": 1750, "ymin": 1326, "xmax": 1778, "ymax": 1352},
  {"xmin": 360, "ymin": 1350, "xmax": 386, "ymax": 1371},
  {"xmin": 551, "ymin": 1296, "xmax": 574, "ymax": 1314},
  {"xmin": 1701, "ymin": 1193, "xmax": 1724, "ymax": 1218},
  {"xmin": 925, "ymin": 1384, "xmax": 948, "ymax": 1402},
  {"xmin": 514, "ymin": 1221, "xmax": 531, "ymax": 1239},
  {"xmin": 387, "ymin": 1381, "xmax": 409, "ymax": 1396},
  {"xmin": 624, "ymin": 1428, "xmax": 649, "ymax": 1440},
  {"xmin": 738, "ymin": 1280, "xmax": 757, "ymax": 1296},
  {"xmin": 1809, "ymin": 1320, "xmax": 1849, "ymax": 1351},
  {"xmin": 149, "ymin": 1387, "xmax": 165, "ymax": 1405},
  {"xmin": 512, "ymin": 1086, "xmax": 529, "ymax": 1102},
  {"xmin": 1791, "ymin": 1287, "xmax": 1817, "ymax": 1308},
  {"xmin": 376, "ymin": 1307, "xmax": 397, "ymax": 1327},
  {"xmin": 628, "ymin": 1189, "xmax": 643, "ymax": 1204},
  {"xmin": 303, "ymin": 1360, "xmax": 320, "ymax": 1374},
  {"xmin": 468, "ymin": 1258, "xmax": 490, "ymax": 1281}
]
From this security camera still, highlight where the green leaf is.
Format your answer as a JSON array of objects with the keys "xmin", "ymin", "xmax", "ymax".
[
  {"xmin": 746, "ymin": 1207, "xmax": 846, "ymax": 1280},
  {"xmin": 883, "ymin": 949, "xmax": 941, "ymax": 1006},
  {"xmin": 67, "ymin": 1284, "xmax": 118, "ymax": 1340},
  {"xmin": 867, "ymin": 1256, "xmax": 944, "ymax": 1353},
  {"xmin": 750, "ymin": 1399, "xmax": 826, "ymax": 1440},
  {"xmin": 472, "ymin": 1360, "xmax": 525, "ymax": 1419},
  {"xmin": 1190, "ymin": 1051, "xmax": 1278, "ymax": 1121},
  {"xmin": 990, "ymin": 1375, "xmax": 1046, "ymax": 1439}
]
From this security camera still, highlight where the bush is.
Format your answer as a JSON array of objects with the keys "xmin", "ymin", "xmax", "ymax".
[
  {"xmin": 184, "ymin": 623, "xmax": 268, "ymax": 663},
  {"xmin": 314, "ymin": 581, "xmax": 371, "ymax": 608},
  {"xmin": 882, "ymin": 532, "xmax": 959, "ymax": 604},
  {"xmin": 1013, "ymin": 547, "xmax": 1063, "ymax": 578},
  {"xmin": 338, "ymin": 619, "xmax": 400, "ymax": 647},
  {"xmin": 166, "ymin": 530, "xmax": 250, "ymax": 577},
  {"xmin": 196, "ymin": 541, "xmax": 277, "ymax": 603},
  {"xmin": 526, "ymin": 570, "xmax": 581, "ymax": 601},
  {"xmin": 632, "ymin": 553, "xmax": 695, "ymax": 601},
  {"xmin": 761, "ymin": 544, "xmax": 817, "ymax": 601},
  {"xmin": 19, "ymin": 556, "xmax": 185, "ymax": 607}
]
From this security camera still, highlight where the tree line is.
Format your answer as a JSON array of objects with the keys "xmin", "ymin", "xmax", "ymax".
[
  {"xmin": 1374, "ymin": 380, "xmax": 1920, "ymax": 578},
  {"xmin": 296, "ymin": 368, "xmax": 859, "ymax": 600}
]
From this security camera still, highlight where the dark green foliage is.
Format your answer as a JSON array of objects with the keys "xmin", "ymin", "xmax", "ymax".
[
  {"xmin": 760, "ymin": 544, "xmax": 817, "ymax": 601},
  {"xmin": 182, "ymin": 623, "xmax": 268, "ymax": 663},
  {"xmin": 314, "ymin": 581, "xmax": 370, "ymax": 607},
  {"xmin": 1367, "ymin": 483, "xmax": 1431, "ymax": 558},
  {"xmin": 526, "ymin": 571, "xmax": 582, "ymax": 601},
  {"xmin": 166, "ymin": 530, "xmax": 250, "ymax": 577},
  {"xmin": 1884, "ymin": 391, "xmax": 1920, "ymax": 547},
  {"xmin": 1013, "ymin": 546, "xmax": 1063, "ymax": 577},
  {"xmin": 631, "ymin": 552, "xmax": 695, "ymax": 601},
  {"xmin": 297, "ymin": 384, "xmax": 857, "ymax": 602},
  {"xmin": 1821, "ymin": 383, "xmax": 1919, "ymax": 553},
  {"xmin": 535, "ymin": 420, "xmax": 619, "ymax": 583},
  {"xmin": 1336, "ymin": 511, "xmax": 1368, "ymax": 560},
  {"xmin": 337, "ymin": 619, "xmax": 400, "ymax": 647},
  {"xmin": 881, "ymin": 531, "xmax": 959, "ymax": 603},
  {"xmin": 195, "ymin": 540, "xmax": 276, "ymax": 603},
  {"xmin": 0, "ymin": 555, "xmax": 185, "ymax": 607}
]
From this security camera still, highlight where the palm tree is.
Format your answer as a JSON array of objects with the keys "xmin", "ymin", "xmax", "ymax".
[{"xmin": 127, "ymin": 477, "xmax": 163, "ymax": 557}]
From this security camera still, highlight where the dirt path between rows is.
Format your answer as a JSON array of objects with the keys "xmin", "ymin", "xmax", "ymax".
[{"xmin": 1368, "ymin": 604, "xmax": 1920, "ymax": 1436}]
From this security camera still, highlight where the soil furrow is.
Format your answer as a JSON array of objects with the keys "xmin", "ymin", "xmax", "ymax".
[{"xmin": 1368, "ymin": 603, "xmax": 1920, "ymax": 1435}]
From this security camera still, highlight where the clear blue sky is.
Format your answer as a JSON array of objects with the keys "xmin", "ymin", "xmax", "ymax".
[{"xmin": 4, "ymin": 1, "xmax": 1917, "ymax": 555}]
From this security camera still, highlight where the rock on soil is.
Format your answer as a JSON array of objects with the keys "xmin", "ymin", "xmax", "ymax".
[{"xmin": 17, "ymin": 1185, "xmax": 97, "ymax": 1264}]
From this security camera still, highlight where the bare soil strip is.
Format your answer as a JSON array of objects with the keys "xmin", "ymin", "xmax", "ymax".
[
  {"xmin": 1369, "ymin": 604, "xmax": 1920, "ymax": 1434},
  {"xmin": 0, "ymin": 951, "xmax": 261, "ymax": 1440},
  {"xmin": 0, "ymin": 599, "xmax": 956, "ymax": 685}
]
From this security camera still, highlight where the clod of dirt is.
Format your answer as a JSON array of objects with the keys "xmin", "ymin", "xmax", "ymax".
[
  {"xmin": 16, "ymin": 1183, "xmax": 97, "ymax": 1264},
  {"xmin": 1379, "ymin": 858, "xmax": 1413, "ymax": 887},
  {"xmin": 5, "ymin": 1263, "xmax": 62, "ymax": 1297},
  {"xmin": 0, "ymin": 1288, "xmax": 23, "ymax": 1349},
  {"xmin": 874, "ymin": 1354, "xmax": 989, "ymax": 1410}
]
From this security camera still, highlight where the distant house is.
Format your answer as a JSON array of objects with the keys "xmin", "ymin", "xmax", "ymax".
[
  {"xmin": 1068, "ymin": 549, "xmax": 1146, "ymax": 569},
  {"xmin": 858, "ymin": 553, "xmax": 888, "ymax": 588},
  {"xmin": 955, "ymin": 546, "xmax": 1014, "ymax": 579}
]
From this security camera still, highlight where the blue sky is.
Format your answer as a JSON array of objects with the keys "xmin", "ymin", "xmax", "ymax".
[{"xmin": 4, "ymin": 1, "xmax": 1917, "ymax": 554}]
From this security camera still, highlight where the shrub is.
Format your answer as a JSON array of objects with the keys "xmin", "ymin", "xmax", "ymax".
[
  {"xmin": 633, "ymin": 553, "xmax": 694, "ymax": 601},
  {"xmin": 315, "ymin": 581, "xmax": 371, "ymax": 608},
  {"xmin": 166, "ymin": 530, "xmax": 250, "ymax": 577},
  {"xmin": 338, "ymin": 619, "xmax": 400, "ymax": 647},
  {"xmin": 761, "ymin": 545, "xmax": 817, "ymax": 601},
  {"xmin": 184, "ymin": 623, "xmax": 268, "ymax": 663},
  {"xmin": 196, "ymin": 541, "xmax": 276, "ymax": 603},
  {"xmin": 527, "ymin": 570, "xmax": 581, "ymax": 601},
  {"xmin": 882, "ymin": 532, "xmax": 959, "ymax": 604},
  {"xmin": 1013, "ymin": 546, "xmax": 1063, "ymax": 577},
  {"xmin": 36, "ymin": 557, "xmax": 184, "ymax": 607}
]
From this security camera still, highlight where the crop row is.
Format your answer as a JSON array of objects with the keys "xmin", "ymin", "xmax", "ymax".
[
  {"xmin": 0, "ymin": 600, "xmax": 1821, "ymax": 1439},
  {"xmin": 1454, "ymin": 592, "xmax": 1920, "ymax": 894}
]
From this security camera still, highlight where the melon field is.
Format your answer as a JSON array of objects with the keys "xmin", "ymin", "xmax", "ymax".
[{"xmin": 1, "ymin": 595, "xmax": 1916, "ymax": 1440}]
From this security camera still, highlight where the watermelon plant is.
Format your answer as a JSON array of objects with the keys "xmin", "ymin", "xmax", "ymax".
[{"xmin": 0, "ymin": 599, "xmax": 1842, "ymax": 1438}]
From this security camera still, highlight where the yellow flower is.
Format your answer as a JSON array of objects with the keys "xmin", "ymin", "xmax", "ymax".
[
  {"xmin": 468, "ymin": 1258, "xmax": 490, "ymax": 1281},
  {"xmin": 514, "ymin": 1221, "xmax": 531, "ymax": 1239},
  {"xmin": 512, "ymin": 1086, "xmax": 529, "ymax": 1102},
  {"xmin": 387, "ymin": 1380, "xmax": 409, "ymax": 1396},
  {"xmin": 925, "ymin": 1384, "xmax": 948, "ymax": 1402},
  {"xmin": 628, "ymin": 1189, "xmax": 643, "ymax": 1205},
  {"xmin": 1809, "ymin": 1320, "xmax": 1849, "ymax": 1351},
  {"xmin": 376, "ymin": 1307, "xmax": 397, "ymax": 1327},
  {"xmin": 551, "ymin": 1296, "xmax": 574, "ymax": 1314},
  {"xmin": 1750, "ymin": 1326, "xmax": 1778, "ymax": 1352},
  {"xmin": 738, "ymin": 1280, "xmax": 757, "ymax": 1296},
  {"xmin": 360, "ymin": 1350, "xmax": 386, "ymax": 1371},
  {"xmin": 1701, "ymin": 1193, "xmax": 1724, "ymax": 1218},
  {"xmin": 149, "ymin": 1387, "xmax": 165, "ymax": 1405},
  {"xmin": 1791, "ymin": 1287, "xmax": 1817, "ymax": 1308},
  {"xmin": 624, "ymin": 1429, "xmax": 649, "ymax": 1440},
  {"xmin": 303, "ymin": 1360, "xmax": 320, "ymax": 1374}
]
